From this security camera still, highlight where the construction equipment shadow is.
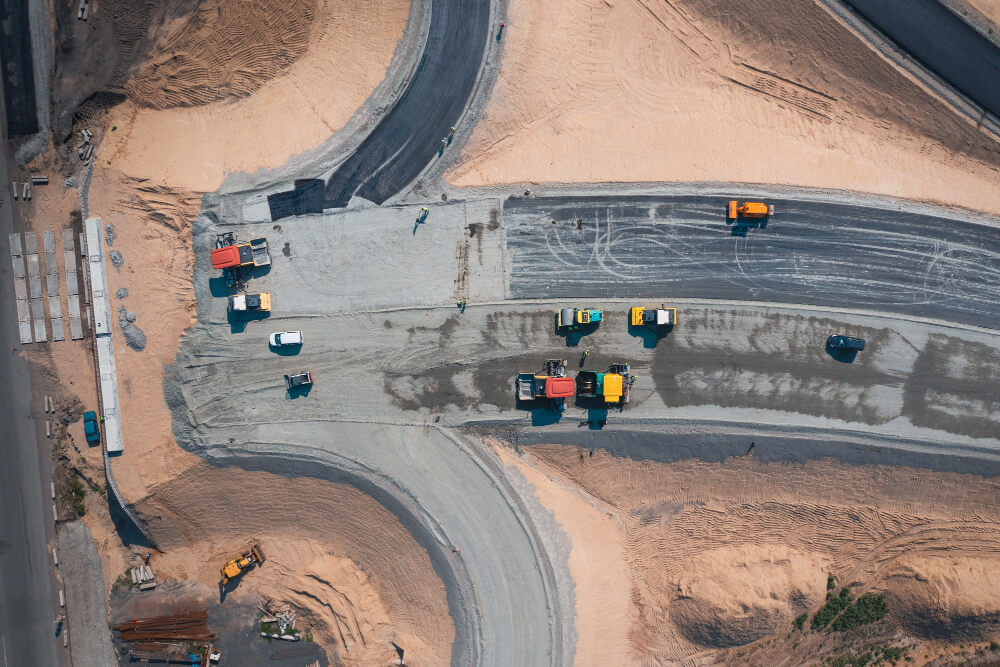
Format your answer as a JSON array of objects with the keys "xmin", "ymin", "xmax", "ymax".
[
  {"xmin": 729, "ymin": 217, "xmax": 768, "ymax": 237},
  {"xmin": 228, "ymin": 309, "xmax": 270, "ymax": 334},
  {"xmin": 826, "ymin": 346, "xmax": 860, "ymax": 364},
  {"xmin": 555, "ymin": 317, "xmax": 600, "ymax": 347},
  {"xmin": 286, "ymin": 384, "xmax": 313, "ymax": 399},
  {"xmin": 628, "ymin": 323, "xmax": 672, "ymax": 349},
  {"xmin": 573, "ymin": 405, "xmax": 608, "ymax": 430},
  {"xmin": 515, "ymin": 397, "xmax": 564, "ymax": 426}
]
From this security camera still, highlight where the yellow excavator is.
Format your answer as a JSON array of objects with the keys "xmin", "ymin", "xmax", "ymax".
[{"xmin": 220, "ymin": 544, "xmax": 265, "ymax": 584}]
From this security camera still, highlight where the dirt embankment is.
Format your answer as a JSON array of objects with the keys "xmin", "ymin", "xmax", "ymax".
[
  {"xmin": 501, "ymin": 441, "xmax": 1000, "ymax": 665},
  {"xmin": 132, "ymin": 463, "xmax": 455, "ymax": 666},
  {"xmin": 99, "ymin": 0, "xmax": 410, "ymax": 190},
  {"xmin": 450, "ymin": 0, "xmax": 1000, "ymax": 214}
]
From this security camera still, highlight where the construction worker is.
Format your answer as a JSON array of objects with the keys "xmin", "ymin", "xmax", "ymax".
[
  {"xmin": 524, "ymin": 188, "xmax": 532, "ymax": 197},
  {"xmin": 448, "ymin": 126, "xmax": 457, "ymax": 145},
  {"xmin": 497, "ymin": 21, "xmax": 505, "ymax": 42},
  {"xmin": 418, "ymin": 207, "xmax": 429, "ymax": 223},
  {"xmin": 582, "ymin": 350, "xmax": 590, "ymax": 359}
]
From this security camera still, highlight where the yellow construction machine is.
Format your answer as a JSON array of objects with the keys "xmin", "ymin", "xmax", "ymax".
[
  {"xmin": 220, "ymin": 544, "xmax": 265, "ymax": 584},
  {"xmin": 630, "ymin": 305, "xmax": 677, "ymax": 330},
  {"xmin": 728, "ymin": 200, "xmax": 773, "ymax": 220}
]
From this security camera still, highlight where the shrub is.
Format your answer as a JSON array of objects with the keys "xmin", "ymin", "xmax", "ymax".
[
  {"xmin": 794, "ymin": 613, "xmax": 809, "ymax": 631},
  {"xmin": 831, "ymin": 593, "xmax": 888, "ymax": 631},
  {"xmin": 813, "ymin": 587, "xmax": 854, "ymax": 629}
]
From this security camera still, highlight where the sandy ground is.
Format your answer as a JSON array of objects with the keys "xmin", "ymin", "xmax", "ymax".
[
  {"xmin": 133, "ymin": 463, "xmax": 454, "ymax": 666},
  {"xmin": 495, "ymin": 444, "xmax": 634, "ymax": 666},
  {"xmin": 967, "ymin": 0, "xmax": 1000, "ymax": 25},
  {"xmin": 513, "ymin": 442, "xmax": 1000, "ymax": 664},
  {"xmin": 449, "ymin": 0, "xmax": 1000, "ymax": 215},
  {"xmin": 83, "ymin": 169, "xmax": 204, "ymax": 502},
  {"xmin": 99, "ymin": 0, "xmax": 409, "ymax": 191}
]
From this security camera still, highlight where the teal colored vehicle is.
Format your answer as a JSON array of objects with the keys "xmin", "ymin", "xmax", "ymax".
[
  {"xmin": 557, "ymin": 307, "xmax": 603, "ymax": 330},
  {"xmin": 83, "ymin": 411, "xmax": 100, "ymax": 445}
]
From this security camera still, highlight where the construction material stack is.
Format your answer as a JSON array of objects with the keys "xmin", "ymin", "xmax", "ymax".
[{"xmin": 112, "ymin": 608, "xmax": 215, "ymax": 663}]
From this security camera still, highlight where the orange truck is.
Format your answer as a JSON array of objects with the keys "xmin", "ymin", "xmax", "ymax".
[
  {"xmin": 728, "ymin": 201, "xmax": 774, "ymax": 220},
  {"xmin": 211, "ymin": 236, "xmax": 271, "ymax": 270}
]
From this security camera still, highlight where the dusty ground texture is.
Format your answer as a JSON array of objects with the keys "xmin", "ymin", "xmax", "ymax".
[
  {"xmin": 506, "ymin": 441, "xmax": 1000, "ymax": 665},
  {"xmin": 131, "ymin": 462, "xmax": 454, "ymax": 666},
  {"xmin": 448, "ymin": 0, "xmax": 1000, "ymax": 214}
]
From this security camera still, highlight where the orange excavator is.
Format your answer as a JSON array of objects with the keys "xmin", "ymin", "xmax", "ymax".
[{"xmin": 728, "ymin": 200, "xmax": 774, "ymax": 220}]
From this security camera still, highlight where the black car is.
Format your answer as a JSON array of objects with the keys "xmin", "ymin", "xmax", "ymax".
[{"xmin": 827, "ymin": 335, "xmax": 865, "ymax": 351}]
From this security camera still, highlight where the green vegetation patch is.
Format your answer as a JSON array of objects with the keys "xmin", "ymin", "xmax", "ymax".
[
  {"xmin": 813, "ymin": 587, "xmax": 854, "ymax": 629},
  {"xmin": 831, "ymin": 593, "xmax": 889, "ymax": 632},
  {"xmin": 794, "ymin": 612, "xmax": 809, "ymax": 631}
]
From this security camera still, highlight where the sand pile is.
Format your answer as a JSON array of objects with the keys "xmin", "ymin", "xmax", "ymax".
[
  {"xmin": 450, "ymin": 0, "xmax": 1000, "ymax": 214},
  {"xmin": 102, "ymin": 0, "xmax": 410, "ymax": 190},
  {"xmin": 135, "ymin": 463, "xmax": 454, "ymax": 665},
  {"xmin": 967, "ymin": 0, "xmax": 1000, "ymax": 25},
  {"xmin": 669, "ymin": 545, "xmax": 825, "ymax": 648},
  {"xmin": 86, "ymin": 171, "xmax": 203, "ymax": 500},
  {"xmin": 508, "ymin": 443, "xmax": 1000, "ymax": 663},
  {"xmin": 125, "ymin": 0, "xmax": 315, "ymax": 109},
  {"xmin": 884, "ymin": 555, "xmax": 1000, "ymax": 641}
]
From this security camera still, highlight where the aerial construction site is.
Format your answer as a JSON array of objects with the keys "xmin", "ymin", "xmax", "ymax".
[{"xmin": 1, "ymin": 0, "xmax": 1000, "ymax": 665}]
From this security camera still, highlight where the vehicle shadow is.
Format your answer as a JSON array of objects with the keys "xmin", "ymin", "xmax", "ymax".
[
  {"xmin": 286, "ymin": 383, "xmax": 313, "ymax": 399},
  {"xmin": 571, "ymin": 403, "xmax": 608, "ymax": 429},
  {"xmin": 269, "ymin": 344, "xmax": 302, "ymax": 357},
  {"xmin": 826, "ymin": 346, "xmax": 860, "ymax": 364},
  {"xmin": 628, "ymin": 323, "xmax": 672, "ymax": 349},
  {"xmin": 228, "ymin": 309, "xmax": 270, "ymax": 334},
  {"xmin": 555, "ymin": 314, "xmax": 600, "ymax": 347},
  {"xmin": 209, "ymin": 277, "xmax": 231, "ymax": 298},
  {"xmin": 514, "ymin": 397, "xmax": 564, "ymax": 426}
]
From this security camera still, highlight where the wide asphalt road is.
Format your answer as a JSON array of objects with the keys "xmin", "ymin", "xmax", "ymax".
[
  {"xmin": 505, "ymin": 195, "xmax": 1000, "ymax": 330},
  {"xmin": 0, "ymin": 139, "xmax": 58, "ymax": 664},
  {"xmin": 322, "ymin": 0, "xmax": 490, "ymax": 208},
  {"xmin": 843, "ymin": 0, "xmax": 1000, "ymax": 118}
]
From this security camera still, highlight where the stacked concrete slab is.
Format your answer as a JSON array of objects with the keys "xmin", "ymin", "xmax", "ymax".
[
  {"xmin": 63, "ymin": 228, "xmax": 83, "ymax": 340},
  {"xmin": 8, "ymin": 233, "xmax": 33, "ymax": 343},
  {"xmin": 43, "ymin": 230, "xmax": 65, "ymax": 341},
  {"xmin": 84, "ymin": 218, "xmax": 122, "ymax": 454},
  {"xmin": 25, "ymin": 232, "xmax": 47, "ymax": 342}
]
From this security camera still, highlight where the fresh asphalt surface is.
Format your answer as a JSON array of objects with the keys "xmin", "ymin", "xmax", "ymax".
[
  {"xmin": 0, "ymin": 134, "xmax": 59, "ymax": 664},
  {"xmin": 505, "ymin": 195, "xmax": 1000, "ymax": 329},
  {"xmin": 322, "ymin": 0, "xmax": 490, "ymax": 207},
  {"xmin": 844, "ymin": 0, "xmax": 1000, "ymax": 118}
]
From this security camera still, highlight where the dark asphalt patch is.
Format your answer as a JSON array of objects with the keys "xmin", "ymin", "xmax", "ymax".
[
  {"xmin": 844, "ymin": 0, "xmax": 1000, "ymax": 118},
  {"xmin": 504, "ymin": 195, "xmax": 1000, "ymax": 329},
  {"xmin": 268, "ymin": 179, "xmax": 325, "ymax": 221},
  {"xmin": 0, "ymin": 0, "xmax": 39, "ymax": 137},
  {"xmin": 515, "ymin": 425, "xmax": 1000, "ymax": 477},
  {"xmin": 322, "ymin": 0, "xmax": 490, "ymax": 206}
]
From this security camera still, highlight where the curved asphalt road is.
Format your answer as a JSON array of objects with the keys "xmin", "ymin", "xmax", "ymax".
[
  {"xmin": 322, "ymin": 0, "xmax": 491, "ymax": 207},
  {"xmin": 504, "ymin": 195, "xmax": 1000, "ymax": 330},
  {"xmin": 843, "ymin": 0, "xmax": 1000, "ymax": 118}
]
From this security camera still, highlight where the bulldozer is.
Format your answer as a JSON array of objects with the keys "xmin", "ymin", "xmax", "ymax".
[
  {"xmin": 557, "ymin": 307, "xmax": 603, "ymax": 331},
  {"xmin": 728, "ymin": 201, "xmax": 774, "ymax": 220},
  {"xmin": 220, "ymin": 544, "xmax": 265, "ymax": 584},
  {"xmin": 516, "ymin": 359, "xmax": 575, "ymax": 411},
  {"xmin": 630, "ymin": 305, "xmax": 676, "ymax": 330},
  {"xmin": 576, "ymin": 362, "xmax": 632, "ymax": 405}
]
